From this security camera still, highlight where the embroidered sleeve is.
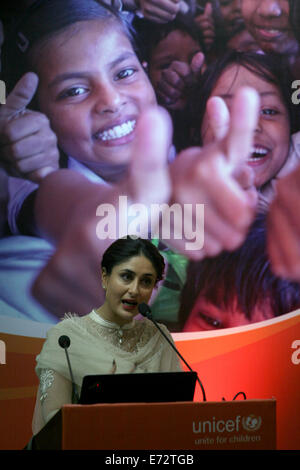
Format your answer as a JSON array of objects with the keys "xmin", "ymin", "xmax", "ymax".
[
  {"xmin": 39, "ymin": 369, "xmax": 55, "ymax": 403},
  {"xmin": 38, "ymin": 368, "xmax": 73, "ymax": 425}
]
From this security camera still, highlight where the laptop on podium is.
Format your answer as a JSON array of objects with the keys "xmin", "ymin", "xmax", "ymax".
[{"xmin": 79, "ymin": 371, "xmax": 197, "ymax": 405}]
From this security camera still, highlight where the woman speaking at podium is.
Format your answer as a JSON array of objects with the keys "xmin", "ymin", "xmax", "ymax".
[{"xmin": 32, "ymin": 237, "xmax": 182, "ymax": 434}]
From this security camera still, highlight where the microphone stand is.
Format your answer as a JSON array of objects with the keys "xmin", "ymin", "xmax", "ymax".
[
  {"xmin": 147, "ymin": 311, "xmax": 207, "ymax": 402},
  {"xmin": 58, "ymin": 335, "xmax": 80, "ymax": 404},
  {"xmin": 63, "ymin": 347, "xmax": 80, "ymax": 404}
]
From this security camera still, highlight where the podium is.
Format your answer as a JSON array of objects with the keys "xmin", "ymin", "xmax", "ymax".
[{"xmin": 32, "ymin": 399, "xmax": 276, "ymax": 450}]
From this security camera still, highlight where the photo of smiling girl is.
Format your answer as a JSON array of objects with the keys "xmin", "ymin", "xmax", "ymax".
[
  {"xmin": 189, "ymin": 50, "xmax": 300, "ymax": 208},
  {"xmin": 1, "ymin": 0, "xmax": 157, "ymax": 219},
  {"xmin": 0, "ymin": 0, "xmax": 174, "ymax": 323},
  {"xmin": 0, "ymin": 0, "xmax": 162, "ymax": 322},
  {"xmin": 170, "ymin": 46, "xmax": 300, "ymax": 330}
]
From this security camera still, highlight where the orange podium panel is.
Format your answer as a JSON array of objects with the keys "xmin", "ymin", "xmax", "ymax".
[{"xmin": 33, "ymin": 399, "xmax": 276, "ymax": 450}]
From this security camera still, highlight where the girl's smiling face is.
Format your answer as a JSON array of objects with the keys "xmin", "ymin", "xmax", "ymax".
[
  {"xmin": 201, "ymin": 64, "xmax": 290, "ymax": 188},
  {"xmin": 241, "ymin": 0, "xmax": 298, "ymax": 55},
  {"xmin": 34, "ymin": 20, "xmax": 156, "ymax": 178}
]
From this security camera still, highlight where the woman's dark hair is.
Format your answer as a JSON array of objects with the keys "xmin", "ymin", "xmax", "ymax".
[
  {"xmin": 101, "ymin": 237, "xmax": 165, "ymax": 283},
  {"xmin": 178, "ymin": 214, "xmax": 300, "ymax": 330},
  {"xmin": 1, "ymin": 0, "xmax": 137, "ymax": 96},
  {"xmin": 188, "ymin": 49, "xmax": 300, "ymax": 146}
]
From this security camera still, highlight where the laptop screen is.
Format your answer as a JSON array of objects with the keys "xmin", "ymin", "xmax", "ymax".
[{"xmin": 79, "ymin": 371, "xmax": 197, "ymax": 405}]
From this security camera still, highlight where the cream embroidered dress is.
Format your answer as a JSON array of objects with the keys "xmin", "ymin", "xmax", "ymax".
[{"xmin": 32, "ymin": 311, "xmax": 182, "ymax": 434}]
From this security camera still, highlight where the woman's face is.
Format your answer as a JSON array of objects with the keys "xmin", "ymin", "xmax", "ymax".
[
  {"xmin": 100, "ymin": 255, "xmax": 157, "ymax": 326},
  {"xmin": 241, "ymin": 0, "xmax": 298, "ymax": 55},
  {"xmin": 183, "ymin": 295, "xmax": 273, "ymax": 331},
  {"xmin": 201, "ymin": 64, "xmax": 290, "ymax": 187},
  {"xmin": 35, "ymin": 20, "xmax": 156, "ymax": 178}
]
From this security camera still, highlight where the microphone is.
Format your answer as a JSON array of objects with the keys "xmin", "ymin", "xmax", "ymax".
[
  {"xmin": 138, "ymin": 303, "xmax": 207, "ymax": 401},
  {"xmin": 58, "ymin": 335, "xmax": 80, "ymax": 403}
]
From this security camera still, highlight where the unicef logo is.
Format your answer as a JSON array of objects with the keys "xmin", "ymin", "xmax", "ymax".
[{"xmin": 242, "ymin": 415, "xmax": 262, "ymax": 432}]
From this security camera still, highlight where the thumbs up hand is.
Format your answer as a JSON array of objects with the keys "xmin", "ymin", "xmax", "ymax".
[
  {"xmin": 31, "ymin": 91, "xmax": 259, "ymax": 315},
  {"xmin": 166, "ymin": 86, "xmax": 260, "ymax": 259},
  {"xmin": 155, "ymin": 52, "xmax": 205, "ymax": 110},
  {"xmin": 194, "ymin": 2, "xmax": 215, "ymax": 51},
  {"xmin": 31, "ymin": 105, "xmax": 172, "ymax": 316},
  {"xmin": 0, "ymin": 72, "xmax": 59, "ymax": 182},
  {"xmin": 126, "ymin": 105, "xmax": 172, "ymax": 206},
  {"xmin": 207, "ymin": 95, "xmax": 257, "ymax": 202}
]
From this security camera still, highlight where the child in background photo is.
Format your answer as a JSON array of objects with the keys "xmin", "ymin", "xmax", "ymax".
[
  {"xmin": 266, "ymin": 1, "xmax": 300, "ymax": 283},
  {"xmin": 209, "ymin": 0, "xmax": 244, "ymax": 57},
  {"xmin": 135, "ymin": 16, "xmax": 205, "ymax": 111},
  {"xmin": 0, "ymin": 0, "xmax": 259, "ymax": 322},
  {"xmin": 214, "ymin": 0, "xmax": 244, "ymax": 37},
  {"xmin": 178, "ymin": 215, "xmax": 300, "ymax": 331},
  {"xmin": 188, "ymin": 50, "xmax": 300, "ymax": 208},
  {"xmin": 0, "ymin": 0, "xmax": 163, "ymax": 322},
  {"xmin": 163, "ymin": 49, "xmax": 300, "ymax": 330},
  {"xmin": 240, "ymin": 0, "xmax": 300, "ymax": 77},
  {"xmin": 134, "ymin": 15, "xmax": 206, "ymax": 150}
]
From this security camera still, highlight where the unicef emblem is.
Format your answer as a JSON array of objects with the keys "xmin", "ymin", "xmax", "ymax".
[{"xmin": 242, "ymin": 415, "xmax": 262, "ymax": 432}]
